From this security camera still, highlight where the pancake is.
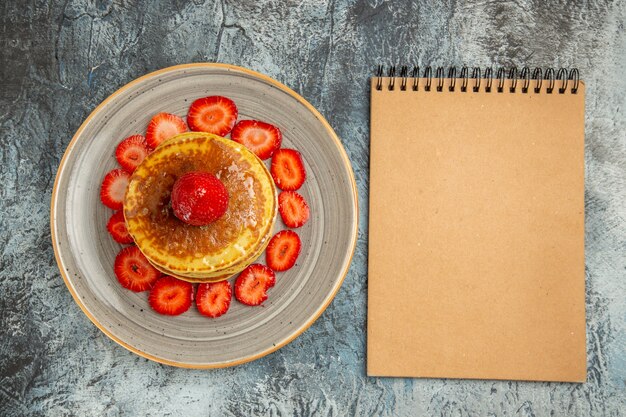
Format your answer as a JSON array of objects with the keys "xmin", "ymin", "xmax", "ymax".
[
  {"xmin": 124, "ymin": 132, "xmax": 277, "ymax": 281},
  {"xmin": 157, "ymin": 131, "xmax": 208, "ymax": 148},
  {"xmin": 147, "ymin": 259, "xmax": 234, "ymax": 283}
]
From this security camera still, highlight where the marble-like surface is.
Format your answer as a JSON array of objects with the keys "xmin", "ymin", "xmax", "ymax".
[{"xmin": 1, "ymin": 0, "xmax": 625, "ymax": 415}]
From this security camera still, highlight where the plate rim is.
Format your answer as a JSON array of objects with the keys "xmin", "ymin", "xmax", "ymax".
[{"xmin": 50, "ymin": 62, "xmax": 359, "ymax": 368}]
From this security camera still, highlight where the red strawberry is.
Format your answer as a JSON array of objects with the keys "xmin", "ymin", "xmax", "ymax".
[
  {"xmin": 234, "ymin": 264, "xmax": 276, "ymax": 306},
  {"xmin": 115, "ymin": 134, "xmax": 149, "ymax": 172},
  {"xmin": 187, "ymin": 96, "xmax": 238, "ymax": 136},
  {"xmin": 106, "ymin": 211, "xmax": 134, "ymax": 244},
  {"xmin": 114, "ymin": 246, "xmax": 160, "ymax": 292},
  {"xmin": 231, "ymin": 120, "xmax": 282, "ymax": 160},
  {"xmin": 171, "ymin": 171, "xmax": 229, "ymax": 226},
  {"xmin": 196, "ymin": 281, "xmax": 232, "ymax": 318},
  {"xmin": 148, "ymin": 275, "xmax": 193, "ymax": 316},
  {"xmin": 145, "ymin": 112, "xmax": 187, "ymax": 148},
  {"xmin": 100, "ymin": 169, "xmax": 130, "ymax": 210},
  {"xmin": 270, "ymin": 149, "xmax": 306, "ymax": 191},
  {"xmin": 278, "ymin": 191, "xmax": 310, "ymax": 228},
  {"xmin": 266, "ymin": 230, "xmax": 301, "ymax": 271}
]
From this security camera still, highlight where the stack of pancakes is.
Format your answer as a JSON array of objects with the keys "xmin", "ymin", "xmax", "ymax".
[{"xmin": 124, "ymin": 132, "xmax": 277, "ymax": 283}]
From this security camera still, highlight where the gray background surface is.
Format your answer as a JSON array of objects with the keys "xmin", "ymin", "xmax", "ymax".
[{"xmin": 1, "ymin": 0, "xmax": 625, "ymax": 416}]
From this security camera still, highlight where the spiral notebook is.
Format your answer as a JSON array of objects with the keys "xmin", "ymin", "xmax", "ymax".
[{"xmin": 367, "ymin": 66, "xmax": 586, "ymax": 382}]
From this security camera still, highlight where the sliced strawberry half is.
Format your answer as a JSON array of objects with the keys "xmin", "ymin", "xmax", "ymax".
[
  {"xmin": 231, "ymin": 120, "xmax": 282, "ymax": 160},
  {"xmin": 114, "ymin": 246, "xmax": 160, "ymax": 292},
  {"xmin": 106, "ymin": 211, "xmax": 134, "ymax": 244},
  {"xmin": 196, "ymin": 281, "xmax": 232, "ymax": 318},
  {"xmin": 187, "ymin": 96, "xmax": 238, "ymax": 136},
  {"xmin": 278, "ymin": 191, "xmax": 310, "ymax": 228},
  {"xmin": 270, "ymin": 149, "xmax": 306, "ymax": 191},
  {"xmin": 145, "ymin": 112, "xmax": 187, "ymax": 149},
  {"xmin": 100, "ymin": 169, "xmax": 130, "ymax": 210},
  {"xmin": 148, "ymin": 275, "xmax": 193, "ymax": 316},
  {"xmin": 266, "ymin": 230, "xmax": 301, "ymax": 272},
  {"xmin": 115, "ymin": 134, "xmax": 149, "ymax": 173},
  {"xmin": 234, "ymin": 264, "xmax": 276, "ymax": 306}
]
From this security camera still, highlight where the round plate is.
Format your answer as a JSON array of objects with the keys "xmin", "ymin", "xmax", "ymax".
[{"xmin": 51, "ymin": 63, "xmax": 358, "ymax": 368}]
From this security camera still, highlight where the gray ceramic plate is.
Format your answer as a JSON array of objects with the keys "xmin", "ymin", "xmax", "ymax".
[{"xmin": 51, "ymin": 63, "xmax": 358, "ymax": 368}]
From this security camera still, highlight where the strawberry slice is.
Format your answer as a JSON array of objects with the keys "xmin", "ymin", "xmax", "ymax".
[
  {"xmin": 115, "ymin": 134, "xmax": 149, "ymax": 173},
  {"xmin": 270, "ymin": 149, "xmax": 306, "ymax": 191},
  {"xmin": 187, "ymin": 96, "xmax": 238, "ymax": 136},
  {"xmin": 231, "ymin": 120, "xmax": 282, "ymax": 160},
  {"xmin": 106, "ymin": 211, "xmax": 134, "ymax": 244},
  {"xmin": 266, "ymin": 230, "xmax": 301, "ymax": 271},
  {"xmin": 114, "ymin": 246, "xmax": 160, "ymax": 292},
  {"xmin": 148, "ymin": 275, "xmax": 193, "ymax": 316},
  {"xmin": 100, "ymin": 169, "xmax": 130, "ymax": 210},
  {"xmin": 234, "ymin": 264, "xmax": 276, "ymax": 306},
  {"xmin": 145, "ymin": 112, "xmax": 187, "ymax": 149},
  {"xmin": 278, "ymin": 191, "xmax": 310, "ymax": 228},
  {"xmin": 196, "ymin": 281, "xmax": 232, "ymax": 318}
]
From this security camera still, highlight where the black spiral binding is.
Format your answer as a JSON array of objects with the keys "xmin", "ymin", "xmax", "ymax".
[{"xmin": 375, "ymin": 65, "xmax": 580, "ymax": 94}]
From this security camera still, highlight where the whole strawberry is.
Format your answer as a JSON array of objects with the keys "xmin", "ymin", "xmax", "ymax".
[{"xmin": 171, "ymin": 172, "xmax": 229, "ymax": 226}]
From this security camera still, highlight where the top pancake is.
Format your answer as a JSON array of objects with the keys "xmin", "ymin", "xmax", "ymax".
[{"xmin": 124, "ymin": 133, "xmax": 277, "ymax": 276}]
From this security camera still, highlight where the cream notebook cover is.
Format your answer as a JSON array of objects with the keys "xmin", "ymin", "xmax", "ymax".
[{"xmin": 367, "ymin": 67, "xmax": 586, "ymax": 382}]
